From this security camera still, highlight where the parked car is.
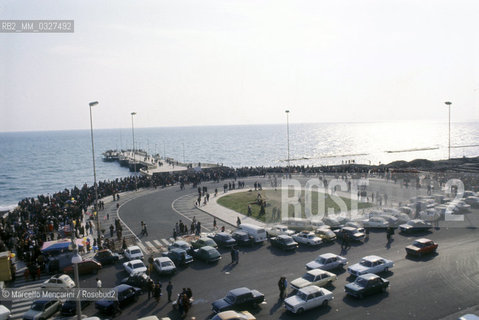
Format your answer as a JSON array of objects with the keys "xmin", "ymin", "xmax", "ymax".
[
  {"xmin": 306, "ymin": 253, "xmax": 348, "ymax": 271},
  {"xmin": 290, "ymin": 269, "xmax": 337, "ymax": 290},
  {"xmin": 212, "ymin": 287, "xmax": 265, "ymax": 313},
  {"xmin": 344, "ymin": 221, "xmax": 363, "ymax": 231},
  {"xmin": 0, "ymin": 305, "xmax": 10, "ymax": 320},
  {"xmin": 335, "ymin": 227, "xmax": 365, "ymax": 241},
  {"xmin": 405, "ymin": 238, "xmax": 438, "ymax": 257},
  {"xmin": 322, "ymin": 217, "xmax": 342, "ymax": 229},
  {"xmin": 162, "ymin": 248, "xmax": 193, "ymax": 266},
  {"xmin": 399, "ymin": 219, "xmax": 432, "ymax": 233},
  {"xmin": 314, "ymin": 228, "xmax": 337, "ymax": 242},
  {"xmin": 191, "ymin": 237, "xmax": 218, "ymax": 249},
  {"xmin": 348, "ymin": 255, "xmax": 393, "ymax": 277},
  {"xmin": 121, "ymin": 272, "xmax": 151, "ymax": 290},
  {"xmin": 60, "ymin": 299, "xmax": 90, "ymax": 316},
  {"xmin": 211, "ymin": 310, "xmax": 256, "ymax": 320},
  {"xmin": 284, "ymin": 285, "xmax": 333, "ymax": 314},
  {"xmin": 94, "ymin": 249, "xmax": 121, "ymax": 266},
  {"xmin": 124, "ymin": 245, "xmax": 144, "ymax": 260},
  {"xmin": 362, "ymin": 217, "xmax": 389, "ymax": 229},
  {"xmin": 208, "ymin": 232, "xmax": 237, "ymax": 248},
  {"xmin": 23, "ymin": 299, "xmax": 61, "ymax": 320},
  {"xmin": 465, "ymin": 196, "xmax": 479, "ymax": 208},
  {"xmin": 168, "ymin": 240, "xmax": 192, "ymax": 252},
  {"xmin": 153, "ymin": 257, "xmax": 176, "ymax": 274},
  {"xmin": 192, "ymin": 246, "xmax": 221, "ymax": 263},
  {"xmin": 95, "ymin": 284, "xmax": 142, "ymax": 315},
  {"xmin": 380, "ymin": 214, "xmax": 400, "ymax": 227},
  {"xmin": 123, "ymin": 259, "xmax": 147, "ymax": 276},
  {"xmin": 266, "ymin": 225, "xmax": 295, "ymax": 237},
  {"xmin": 292, "ymin": 231, "xmax": 322, "ymax": 246},
  {"xmin": 344, "ymin": 273, "xmax": 389, "ymax": 298},
  {"xmin": 41, "ymin": 274, "xmax": 75, "ymax": 288},
  {"xmin": 63, "ymin": 259, "xmax": 102, "ymax": 275},
  {"xmin": 231, "ymin": 231, "xmax": 255, "ymax": 247},
  {"xmin": 269, "ymin": 235, "xmax": 299, "ymax": 251}
]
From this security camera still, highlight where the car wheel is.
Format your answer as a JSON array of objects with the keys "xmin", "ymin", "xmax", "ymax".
[
  {"xmin": 322, "ymin": 299, "xmax": 329, "ymax": 306},
  {"xmin": 297, "ymin": 308, "xmax": 304, "ymax": 314}
]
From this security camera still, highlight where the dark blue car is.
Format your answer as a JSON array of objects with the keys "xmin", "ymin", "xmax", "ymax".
[{"xmin": 95, "ymin": 284, "xmax": 141, "ymax": 315}]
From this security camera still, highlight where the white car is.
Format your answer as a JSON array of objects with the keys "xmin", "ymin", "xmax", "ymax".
[
  {"xmin": 380, "ymin": 214, "xmax": 399, "ymax": 227},
  {"xmin": 362, "ymin": 217, "xmax": 389, "ymax": 229},
  {"xmin": 284, "ymin": 285, "xmax": 333, "ymax": 314},
  {"xmin": 306, "ymin": 253, "xmax": 348, "ymax": 271},
  {"xmin": 292, "ymin": 231, "xmax": 322, "ymax": 246},
  {"xmin": 322, "ymin": 217, "xmax": 342, "ymax": 229},
  {"xmin": 41, "ymin": 274, "xmax": 75, "ymax": 288},
  {"xmin": 348, "ymin": 255, "xmax": 393, "ymax": 277},
  {"xmin": 0, "ymin": 305, "xmax": 10, "ymax": 320},
  {"xmin": 123, "ymin": 259, "xmax": 147, "ymax": 276},
  {"xmin": 266, "ymin": 225, "xmax": 295, "ymax": 237},
  {"xmin": 153, "ymin": 257, "xmax": 176, "ymax": 275},
  {"xmin": 124, "ymin": 245, "xmax": 144, "ymax": 260},
  {"xmin": 290, "ymin": 269, "xmax": 337, "ymax": 290}
]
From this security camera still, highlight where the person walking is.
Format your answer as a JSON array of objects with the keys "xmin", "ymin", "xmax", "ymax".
[
  {"xmin": 166, "ymin": 281, "xmax": 173, "ymax": 302},
  {"xmin": 213, "ymin": 217, "xmax": 217, "ymax": 230},
  {"xmin": 154, "ymin": 282, "xmax": 162, "ymax": 302},
  {"xmin": 278, "ymin": 276, "xmax": 288, "ymax": 299},
  {"xmin": 236, "ymin": 217, "xmax": 241, "ymax": 227},
  {"xmin": 230, "ymin": 247, "xmax": 236, "ymax": 264},
  {"xmin": 147, "ymin": 278, "xmax": 154, "ymax": 300}
]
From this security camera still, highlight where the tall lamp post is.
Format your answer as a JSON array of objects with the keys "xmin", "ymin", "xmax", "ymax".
[
  {"xmin": 131, "ymin": 112, "xmax": 138, "ymax": 189},
  {"xmin": 88, "ymin": 101, "xmax": 101, "ymax": 249},
  {"xmin": 445, "ymin": 101, "xmax": 452, "ymax": 160},
  {"xmin": 285, "ymin": 110, "xmax": 291, "ymax": 176}
]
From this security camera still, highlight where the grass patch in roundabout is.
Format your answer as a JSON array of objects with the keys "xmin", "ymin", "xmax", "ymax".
[{"xmin": 217, "ymin": 189, "xmax": 374, "ymax": 223}]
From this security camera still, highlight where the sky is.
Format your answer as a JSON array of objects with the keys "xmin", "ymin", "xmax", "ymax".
[{"xmin": 1, "ymin": 0, "xmax": 479, "ymax": 132}]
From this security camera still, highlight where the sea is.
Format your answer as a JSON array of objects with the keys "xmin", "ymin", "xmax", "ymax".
[{"xmin": 1, "ymin": 121, "xmax": 478, "ymax": 211}]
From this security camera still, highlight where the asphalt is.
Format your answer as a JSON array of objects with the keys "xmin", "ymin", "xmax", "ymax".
[{"xmin": 6, "ymin": 176, "xmax": 479, "ymax": 320}]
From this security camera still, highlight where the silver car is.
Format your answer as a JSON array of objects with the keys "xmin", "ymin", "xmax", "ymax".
[{"xmin": 23, "ymin": 299, "xmax": 61, "ymax": 320}]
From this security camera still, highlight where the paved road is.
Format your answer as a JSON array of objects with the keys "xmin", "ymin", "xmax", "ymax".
[{"xmin": 7, "ymin": 176, "xmax": 479, "ymax": 320}]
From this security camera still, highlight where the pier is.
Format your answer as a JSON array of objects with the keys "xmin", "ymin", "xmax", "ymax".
[{"xmin": 102, "ymin": 149, "xmax": 220, "ymax": 176}]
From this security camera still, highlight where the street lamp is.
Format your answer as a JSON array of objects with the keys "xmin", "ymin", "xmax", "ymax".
[
  {"xmin": 131, "ymin": 112, "xmax": 138, "ymax": 189},
  {"xmin": 88, "ymin": 101, "xmax": 101, "ymax": 250},
  {"xmin": 445, "ymin": 101, "xmax": 452, "ymax": 160},
  {"xmin": 285, "ymin": 110, "xmax": 291, "ymax": 176}
]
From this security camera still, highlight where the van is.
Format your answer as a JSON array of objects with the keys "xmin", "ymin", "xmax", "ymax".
[{"xmin": 238, "ymin": 223, "xmax": 267, "ymax": 243}]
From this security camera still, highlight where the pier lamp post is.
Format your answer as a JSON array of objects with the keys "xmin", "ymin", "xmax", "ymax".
[
  {"xmin": 131, "ymin": 112, "xmax": 138, "ymax": 189},
  {"xmin": 444, "ymin": 101, "xmax": 452, "ymax": 160},
  {"xmin": 88, "ymin": 101, "xmax": 101, "ymax": 249},
  {"xmin": 285, "ymin": 110, "xmax": 291, "ymax": 177}
]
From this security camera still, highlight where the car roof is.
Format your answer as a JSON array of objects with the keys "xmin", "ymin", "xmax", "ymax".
[
  {"xmin": 358, "ymin": 273, "xmax": 380, "ymax": 280},
  {"xmin": 320, "ymin": 253, "xmax": 337, "ymax": 259},
  {"xmin": 362, "ymin": 255, "xmax": 383, "ymax": 262},
  {"xmin": 155, "ymin": 257, "xmax": 172, "ymax": 263},
  {"xmin": 273, "ymin": 224, "xmax": 288, "ymax": 229},
  {"xmin": 170, "ymin": 248, "xmax": 186, "ymax": 253},
  {"xmin": 127, "ymin": 245, "xmax": 141, "ymax": 251},
  {"xmin": 217, "ymin": 232, "xmax": 230, "ymax": 236},
  {"xmin": 201, "ymin": 246, "xmax": 216, "ymax": 251},
  {"xmin": 229, "ymin": 287, "xmax": 250, "ymax": 296},
  {"xmin": 298, "ymin": 285, "xmax": 322, "ymax": 295},
  {"xmin": 342, "ymin": 227, "xmax": 356, "ymax": 231},
  {"xmin": 57, "ymin": 274, "xmax": 72, "ymax": 281},
  {"xmin": 115, "ymin": 284, "xmax": 134, "ymax": 292},
  {"xmin": 129, "ymin": 259, "xmax": 144, "ymax": 264},
  {"xmin": 415, "ymin": 238, "xmax": 432, "ymax": 243},
  {"xmin": 278, "ymin": 234, "xmax": 291, "ymax": 239},
  {"xmin": 307, "ymin": 269, "xmax": 330, "ymax": 276}
]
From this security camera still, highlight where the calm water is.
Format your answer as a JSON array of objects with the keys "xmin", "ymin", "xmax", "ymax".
[{"xmin": 1, "ymin": 121, "xmax": 478, "ymax": 210}]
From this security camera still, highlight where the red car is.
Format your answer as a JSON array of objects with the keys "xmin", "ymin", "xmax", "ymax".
[
  {"xmin": 405, "ymin": 238, "xmax": 438, "ymax": 257},
  {"xmin": 63, "ymin": 259, "xmax": 102, "ymax": 275}
]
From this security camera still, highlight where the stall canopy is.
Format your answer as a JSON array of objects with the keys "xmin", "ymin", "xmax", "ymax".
[{"xmin": 41, "ymin": 239, "xmax": 84, "ymax": 252}]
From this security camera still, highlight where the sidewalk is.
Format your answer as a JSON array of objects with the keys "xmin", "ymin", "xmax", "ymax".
[{"xmin": 195, "ymin": 189, "xmax": 266, "ymax": 228}]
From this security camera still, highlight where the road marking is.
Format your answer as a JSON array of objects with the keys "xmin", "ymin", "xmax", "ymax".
[
  {"xmin": 160, "ymin": 238, "xmax": 170, "ymax": 246},
  {"xmin": 153, "ymin": 240, "xmax": 163, "ymax": 248},
  {"xmin": 136, "ymin": 242, "xmax": 148, "ymax": 253},
  {"xmin": 145, "ymin": 241, "xmax": 158, "ymax": 253},
  {"xmin": 169, "ymin": 237, "xmax": 175, "ymax": 242}
]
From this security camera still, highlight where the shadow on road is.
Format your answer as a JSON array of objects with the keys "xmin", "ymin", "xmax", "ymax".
[
  {"xmin": 342, "ymin": 291, "xmax": 389, "ymax": 307},
  {"xmin": 405, "ymin": 252, "xmax": 439, "ymax": 262}
]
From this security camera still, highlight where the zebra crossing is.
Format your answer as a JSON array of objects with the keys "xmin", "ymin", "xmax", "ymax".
[
  {"xmin": 8, "ymin": 274, "xmax": 51, "ymax": 320},
  {"xmin": 172, "ymin": 193, "xmax": 216, "ymax": 231},
  {"xmin": 136, "ymin": 237, "xmax": 176, "ymax": 254}
]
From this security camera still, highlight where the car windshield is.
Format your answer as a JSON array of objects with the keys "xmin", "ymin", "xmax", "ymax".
[
  {"xmin": 360, "ymin": 260, "xmax": 372, "ymax": 267},
  {"xmin": 161, "ymin": 261, "xmax": 173, "ymax": 267},
  {"xmin": 133, "ymin": 262, "xmax": 144, "ymax": 269},
  {"xmin": 316, "ymin": 257, "xmax": 327, "ymax": 264},
  {"xmin": 284, "ymin": 237, "xmax": 294, "ymax": 244},
  {"xmin": 413, "ymin": 241, "xmax": 424, "ymax": 247},
  {"xmin": 225, "ymin": 293, "xmax": 236, "ymax": 303},
  {"xmin": 297, "ymin": 292, "xmax": 308, "ymax": 301},
  {"xmin": 355, "ymin": 277, "xmax": 369, "ymax": 287},
  {"xmin": 307, "ymin": 235, "xmax": 316, "ymax": 239},
  {"xmin": 31, "ymin": 301, "xmax": 45, "ymax": 311},
  {"xmin": 131, "ymin": 249, "xmax": 141, "ymax": 255},
  {"xmin": 303, "ymin": 273, "xmax": 315, "ymax": 282}
]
